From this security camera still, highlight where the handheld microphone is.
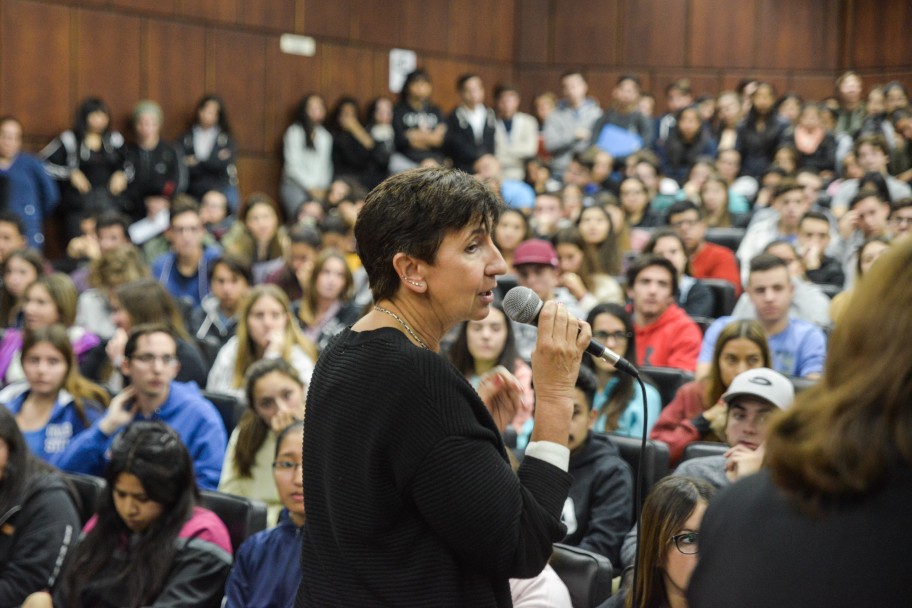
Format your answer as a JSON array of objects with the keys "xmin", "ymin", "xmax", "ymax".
[{"xmin": 502, "ymin": 286, "xmax": 640, "ymax": 378}]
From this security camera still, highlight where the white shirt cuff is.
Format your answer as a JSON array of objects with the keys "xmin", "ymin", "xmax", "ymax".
[{"xmin": 524, "ymin": 441, "xmax": 570, "ymax": 472}]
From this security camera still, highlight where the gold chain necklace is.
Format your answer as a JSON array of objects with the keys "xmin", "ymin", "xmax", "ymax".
[{"xmin": 374, "ymin": 306, "xmax": 430, "ymax": 350}]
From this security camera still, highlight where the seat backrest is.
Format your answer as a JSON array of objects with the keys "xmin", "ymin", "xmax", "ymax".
[
  {"xmin": 605, "ymin": 433, "xmax": 670, "ymax": 519},
  {"xmin": 704, "ymin": 227, "xmax": 746, "ymax": 253},
  {"xmin": 202, "ymin": 390, "xmax": 246, "ymax": 436},
  {"xmin": 789, "ymin": 375, "xmax": 818, "ymax": 394},
  {"xmin": 199, "ymin": 489, "xmax": 268, "ymax": 552},
  {"xmin": 62, "ymin": 472, "xmax": 107, "ymax": 524},
  {"xmin": 639, "ymin": 366, "xmax": 695, "ymax": 409},
  {"xmin": 698, "ymin": 278, "xmax": 737, "ymax": 318},
  {"xmin": 550, "ymin": 543, "xmax": 614, "ymax": 608},
  {"xmin": 680, "ymin": 441, "xmax": 729, "ymax": 463}
]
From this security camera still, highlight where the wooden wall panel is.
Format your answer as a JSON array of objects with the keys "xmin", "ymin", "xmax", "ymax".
[
  {"xmin": 109, "ymin": 0, "xmax": 176, "ymax": 16},
  {"xmin": 0, "ymin": 1, "xmax": 71, "ymax": 135},
  {"xmin": 76, "ymin": 9, "xmax": 143, "ymax": 133},
  {"xmin": 350, "ymin": 0, "xmax": 401, "ymax": 48},
  {"xmin": 515, "ymin": 0, "xmax": 550, "ymax": 64},
  {"xmin": 302, "ymin": 0, "xmax": 351, "ymax": 40},
  {"xmin": 236, "ymin": 157, "xmax": 281, "ymax": 203},
  {"xmin": 212, "ymin": 29, "xmax": 268, "ymax": 153},
  {"xmin": 400, "ymin": 0, "xmax": 449, "ymax": 55},
  {"xmin": 448, "ymin": 0, "xmax": 514, "ymax": 63},
  {"xmin": 266, "ymin": 41, "xmax": 322, "ymax": 149},
  {"xmin": 756, "ymin": 0, "xmax": 837, "ymax": 71},
  {"xmin": 146, "ymin": 19, "xmax": 208, "ymax": 142},
  {"xmin": 687, "ymin": 0, "xmax": 756, "ymax": 69},
  {"xmin": 621, "ymin": 0, "xmax": 686, "ymax": 68},
  {"xmin": 176, "ymin": 0, "xmax": 237, "ymax": 24},
  {"xmin": 784, "ymin": 75, "xmax": 834, "ymax": 101},
  {"xmin": 320, "ymin": 44, "xmax": 380, "ymax": 106},
  {"xmin": 239, "ymin": 0, "xmax": 296, "ymax": 31},
  {"xmin": 846, "ymin": 0, "xmax": 912, "ymax": 69},
  {"xmin": 553, "ymin": 0, "xmax": 619, "ymax": 66}
]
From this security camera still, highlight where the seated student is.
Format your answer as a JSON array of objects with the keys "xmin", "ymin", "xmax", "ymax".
[
  {"xmin": 560, "ymin": 366, "xmax": 633, "ymax": 566},
  {"xmin": 666, "ymin": 200, "xmax": 741, "ymax": 297},
  {"xmin": 888, "ymin": 197, "xmax": 912, "ymax": 242},
  {"xmin": 0, "ymin": 325, "xmax": 109, "ymax": 464},
  {"xmin": 0, "ymin": 273, "xmax": 100, "ymax": 385},
  {"xmin": 584, "ymin": 304, "xmax": 661, "ymax": 438},
  {"xmin": 24, "ymin": 421, "xmax": 232, "ymax": 608},
  {"xmin": 150, "ymin": 196, "xmax": 222, "ymax": 311},
  {"xmin": 219, "ymin": 359, "xmax": 305, "ymax": 526},
  {"xmin": 699, "ymin": 254, "xmax": 827, "ymax": 380},
  {"xmin": 75, "ymin": 245, "xmax": 148, "ymax": 341},
  {"xmin": 643, "ymin": 229, "xmax": 714, "ymax": 319},
  {"xmin": 834, "ymin": 189, "xmax": 892, "ymax": 287},
  {"xmin": 0, "ymin": 407, "xmax": 81, "ymax": 607},
  {"xmin": 207, "ymin": 285, "xmax": 317, "ymax": 404},
  {"xmin": 69, "ymin": 211, "xmax": 133, "ymax": 293},
  {"xmin": 830, "ymin": 236, "xmax": 891, "ymax": 326},
  {"xmin": 446, "ymin": 303, "xmax": 535, "ymax": 451},
  {"xmin": 56, "ymin": 324, "xmax": 226, "ymax": 490},
  {"xmin": 0, "ymin": 209, "xmax": 28, "ymax": 269},
  {"xmin": 190, "ymin": 254, "xmax": 251, "ymax": 362},
  {"xmin": 264, "ymin": 222, "xmax": 322, "ymax": 303},
  {"xmin": 0, "ymin": 248, "xmax": 44, "ymax": 329},
  {"xmin": 199, "ymin": 189, "xmax": 233, "ymax": 242},
  {"xmin": 651, "ymin": 319, "xmax": 771, "ymax": 466},
  {"xmin": 674, "ymin": 367, "xmax": 794, "ymax": 488},
  {"xmin": 82, "ymin": 278, "xmax": 208, "ymax": 391},
  {"xmin": 223, "ymin": 193, "xmax": 288, "ymax": 284},
  {"xmin": 224, "ymin": 419, "xmax": 304, "ymax": 607},
  {"xmin": 796, "ymin": 210, "xmax": 845, "ymax": 288},
  {"xmin": 606, "ymin": 476, "xmax": 715, "ymax": 608},
  {"xmin": 293, "ymin": 249, "xmax": 361, "ymax": 351},
  {"xmin": 626, "ymin": 254, "xmax": 703, "ymax": 372}
]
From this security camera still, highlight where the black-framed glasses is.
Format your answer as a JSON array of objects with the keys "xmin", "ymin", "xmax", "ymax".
[
  {"xmin": 593, "ymin": 330, "xmax": 632, "ymax": 342},
  {"xmin": 670, "ymin": 532, "xmax": 699, "ymax": 555}
]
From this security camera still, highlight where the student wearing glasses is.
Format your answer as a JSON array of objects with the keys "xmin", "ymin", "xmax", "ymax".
[
  {"xmin": 55, "ymin": 323, "xmax": 226, "ymax": 489},
  {"xmin": 224, "ymin": 419, "xmax": 304, "ymax": 608},
  {"xmin": 583, "ymin": 303, "xmax": 661, "ymax": 438}
]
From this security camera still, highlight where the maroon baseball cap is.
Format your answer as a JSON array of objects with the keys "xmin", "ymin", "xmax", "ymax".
[{"xmin": 513, "ymin": 239, "xmax": 559, "ymax": 268}]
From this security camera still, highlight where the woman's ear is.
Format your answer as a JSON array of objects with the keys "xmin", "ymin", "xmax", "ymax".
[{"xmin": 392, "ymin": 252, "xmax": 426, "ymax": 292}]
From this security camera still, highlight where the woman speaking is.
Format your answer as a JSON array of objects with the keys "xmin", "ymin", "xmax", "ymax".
[{"xmin": 298, "ymin": 167, "xmax": 590, "ymax": 606}]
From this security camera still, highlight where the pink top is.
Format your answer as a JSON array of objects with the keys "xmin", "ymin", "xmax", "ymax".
[{"xmin": 85, "ymin": 506, "xmax": 232, "ymax": 554}]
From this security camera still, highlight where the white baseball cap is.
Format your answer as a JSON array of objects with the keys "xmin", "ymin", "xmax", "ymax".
[{"xmin": 722, "ymin": 367, "xmax": 795, "ymax": 411}]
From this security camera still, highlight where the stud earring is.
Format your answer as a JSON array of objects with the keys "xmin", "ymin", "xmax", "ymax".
[{"xmin": 401, "ymin": 275, "xmax": 423, "ymax": 288}]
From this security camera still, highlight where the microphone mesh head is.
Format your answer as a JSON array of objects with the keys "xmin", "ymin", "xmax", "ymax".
[{"xmin": 502, "ymin": 286, "xmax": 542, "ymax": 324}]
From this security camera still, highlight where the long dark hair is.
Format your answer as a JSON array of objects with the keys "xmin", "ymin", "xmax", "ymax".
[
  {"xmin": 447, "ymin": 303, "xmax": 518, "ymax": 378},
  {"xmin": 115, "ymin": 278, "xmax": 192, "ymax": 342},
  {"xmin": 584, "ymin": 303, "xmax": 635, "ymax": 431},
  {"xmin": 59, "ymin": 422, "xmax": 197, "ymax": 608},
  {"xmin": 73, "ymin": 97, "xmax": 111, "ymax": 139},
  {"xmin": 233, "ymin": 358, "xmax": 304, "ymax": 478},
  {"xmin": 628, "ymin": 476, "xmax": 715, "ymax": 608},
  {"xmin": 293, "ymin": 94, "xmax": 325, "ymax": 150},
  {"xmin": 191, "ymin": 94, "xmax": 232, "ymax": 135},
  {"xmin": 0, "ymin": 407, "xmax": 52, "ymax": 514}
]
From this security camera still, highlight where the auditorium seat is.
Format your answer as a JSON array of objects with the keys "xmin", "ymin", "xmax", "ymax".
[
  {"xmin": 639, "ymin": 366, "xmax": 695, "ymax": 409},
  {"xmin": 199, "ymin": 490, "xmax": 268, "ymax": 552},
  {"xmin": 679, "ymin": 441, "xmax": 728, "ymax": 464},
  {"xmin": 550, "ymin": 543, "xmax": 614, "ymax": 607},
  {"xmin": 705, "ymin": 227, "xmax": 746, "ymax": 253},
  {"xmin": 605, "ymin": 433, "xmax": 670, "ymax": 519},
  {"xmin": 698, "ymin": 278, "xmax": 737, "ymax": 318},
  {"xmin": 63, "ymin": 472, "xmax": 106, "ymax": 524},
  {"xmin": 203, "ymin": 390, "xmax": 246, "ymax": 436}
]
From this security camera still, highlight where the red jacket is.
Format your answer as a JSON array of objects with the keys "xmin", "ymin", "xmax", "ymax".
[
  {"xmin": 691, "ymin": 241, "xmax": 742, "ymax": 297},
  {"xmin": 634, "ymin": 303, "xmax": 702, "ymax": 372}
]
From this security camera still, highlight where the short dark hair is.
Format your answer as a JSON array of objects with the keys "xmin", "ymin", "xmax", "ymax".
[
  {"xmin": 575, "ymin": 366, "xmax": 599, "ymax": 411},
  {"xmin": 457, "ymin": 73, "xmax": 481, "ymax": 91},
  {"xmin": 124, "ymin": 322, "xmax": 176, "ymax": 359},
  {"xmin": 849, "ymin": 190, "xmax": 886, "ymax": 210},
  {"xmin": 774, "ymin": 178, "xmax": 803, "ymax": 199},
  {"xmin": 169, "ymin": 195, "xmax": 200, "ymax": 224},
  {"xmin": 355, "ymin": 167, "xmax": 502, "ymax": 302},
  {"xmin": 665, "ymin": 199, "xmax": 702, "ymax": 224},
  {"xmin": 209, "ymin": 253, "xmax": 253, "ymax": 285},
  {"xmin": 288, "ymin": 223, "xmax": 323, "ymax": 248},
  {"xmin": 0, "ymin": 210, "xmax": 25, "ymax": 235},
  {"xmin": 890, "ymin": 197, "xmax": 912, "ymax": 217},
  {"xmin": 95, "ymin": 210, "xmax": 131, "ymax": 240},
  {"xmin": 799, "ymin": 210, "xmax": 830, "ymax": 228},
  {"xmin": 560, "ymin": 70, "xmax": 586, "ymax": 82},
  {"xmin": 617, "ymin": 74, "xmax": 642, "ymax": 88},
  {"xmin": 626, "ymin": 254, "xmax": 679, "ymax": 298},
  {"xmin": 749, "ymin": 253, "xmax": 789, "ymax": 276},
  {"xmin": 854, "ymin": 133, "xmax": 889, "ymax": 158},
  {"xmin": 493, "ymin": 83, "xmax": 519, "ymax": 99}
]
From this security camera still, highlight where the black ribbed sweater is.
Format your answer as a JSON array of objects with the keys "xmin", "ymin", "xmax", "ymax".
[{"xmin": 297, "ymin": 327, "xmax": 572, "ymax": 607}]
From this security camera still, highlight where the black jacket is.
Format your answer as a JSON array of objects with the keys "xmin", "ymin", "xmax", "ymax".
[
  {"xmin": 179, "ymin": 129, "xmax": 237, "ymax": 200},
  {"xmin": 443, "ymin": 106, "xmax": 496, "ymax": 173},
  {"xmin": 0, "ymin": 473, "xmax": 81, "ymax": 607},
  {"xmin": 562, "ymin": 433, "xmax": 634, "ymax": 566}
]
